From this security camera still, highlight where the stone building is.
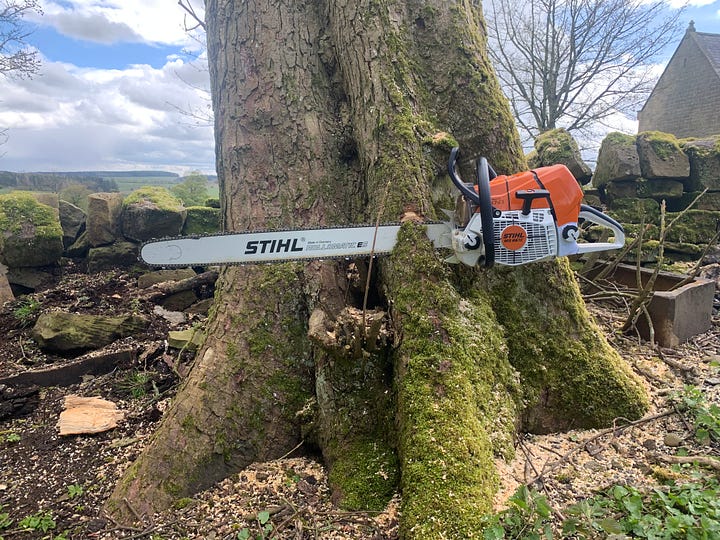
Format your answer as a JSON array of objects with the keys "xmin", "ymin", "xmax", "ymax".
[{"xmin": 637, "ymin": 22, "xmax": 720, "ymax": 138}]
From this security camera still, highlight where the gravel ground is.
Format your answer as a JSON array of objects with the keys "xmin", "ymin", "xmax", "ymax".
[{"xmin": 0, "ymin": 263, "xmax": 718, "ymax": 539}]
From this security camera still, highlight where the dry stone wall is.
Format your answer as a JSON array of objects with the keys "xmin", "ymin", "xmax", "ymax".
[
  {"xmin": 593, "ymin": 131, "xmax": 720, "ymax": 261},
  {"xmin": 0, "ymin": 188, "xmax": 220, "ymax": 297}
]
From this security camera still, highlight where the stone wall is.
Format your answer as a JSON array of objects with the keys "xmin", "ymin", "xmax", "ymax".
[
  {"xmin": 593, "ymin": 131, "xmax": 720, "ymax": 260},
  {"xmin": 0, "ymin": 188, "xmax": 221, "ymax": 297}
]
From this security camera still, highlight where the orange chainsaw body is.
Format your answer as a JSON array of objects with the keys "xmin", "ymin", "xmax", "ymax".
[{"xmin": 487, "ymin": 164, "xmax": 584, "ymax": 229}]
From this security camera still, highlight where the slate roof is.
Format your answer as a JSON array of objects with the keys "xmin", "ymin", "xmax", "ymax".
[{"xmin": 692, "ymin": 31, "xmax": 720, "ymax": 78}]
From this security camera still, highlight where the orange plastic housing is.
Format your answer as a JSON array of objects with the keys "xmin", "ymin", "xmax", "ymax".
[{"xmin": 487, "ymin": 164, "xmax": 583, "ymax": 227}]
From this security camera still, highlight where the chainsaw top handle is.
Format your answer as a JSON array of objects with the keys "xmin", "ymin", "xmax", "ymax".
[{"xmin": 448, "ymin": 147, "xmax": 495, "ymax": 267}]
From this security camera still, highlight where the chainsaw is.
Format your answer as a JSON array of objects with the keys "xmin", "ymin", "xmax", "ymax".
[{"xmin": 140, "ymin": 148, "xmax": 624, "ymax": 268}]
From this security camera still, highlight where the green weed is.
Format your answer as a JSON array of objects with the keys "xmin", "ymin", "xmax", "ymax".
[
  {"xmin": 673, "ymin": 385, "xmax": 720, "ymax": 444},
  {"xmin": 12, "ymin": 297, "xmax": 40, "ymax": 326}
]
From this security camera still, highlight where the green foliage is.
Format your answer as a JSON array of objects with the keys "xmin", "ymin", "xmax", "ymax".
[
  {"xmin": 12, "ymin": 297, "xmax": 40, "ymax": 327},
  {"xmin": 115, "ymin": 370, "xmax": 158, "ymax": 399},
  {"xmin": 481, "ymin": 485, "xmax": 553, "ymax": 539},
  {"xmin": 67, "ymin": 483, "xmax": 84, "ymax": 499},
  {"xmin": 484, "ymin": 470, "xmax": 720, "ymax": 539},
  {"xmin": 0, "ymin": 505, "xmax": 12, "ymax": 530},
  {"xmin": 18, "ymin": 511, "xmax": 56, "ymax": 533},
  {"xmin": 237, "ymin": 510, "xmax": 274, "ymax": 539},
  {"xmin": 4, "ymin": 432, "xmax": 21, "ymax": 443},
  {"xmin": 171, "ymin": 171, "xmax": 209, "ymax": 207},
  {"xmin": 59, "ymin": 182, "xmax": 92, "ymax": 211},
  {"xmin": 673, "ymin": 385, "xmax": 720, "ymax": 444}
]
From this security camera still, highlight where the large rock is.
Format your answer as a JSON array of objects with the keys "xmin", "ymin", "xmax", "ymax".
[
  {"xmin": 529, "ymin": 128, "xmax": 592, "ymax": 184},
  {"xmin": 665, "ymin": 210, "xmax": 720, "ymax": 245},
  {"xmin": 0, "ymin": 192, "xmax": 64, "ymax": 267},
  {"xmin": 87, "ymin": 193, "xmax": 124, "ymax": 247},
  {"xmin": 58, "ymin": 200, "xmax": 86, "ymax": 248},
  {"xmin": 636, "ymin": 131, "xmax": 690, "ymax": 180},
  {"xmin": 607, "ymin": 198, "xmax": 660, "ymax": 224},
  {"xmin": 31, "ymin": 312, "xmax": 149, "ymax": 353},
  {"xmin": 604, "ymin": 178, "xmax": 684, "ymax": 201},
  {"xmin": 666, "ymin": 191, "xmax": 720, "ymax": 212},
  {"xmin": 682, "ymin": 137, "xmax": 720, "ymax": 191},
  {"xmin": 593, "ymin": 132, "xmax": 641, "ymax": 188},
  {"xmin": 86, "ymin": 241, "xmax": 139, "ymax": 273},
  {"xmin": 121, "ymin": 187, "xmax": 186, "ymax": 242}
]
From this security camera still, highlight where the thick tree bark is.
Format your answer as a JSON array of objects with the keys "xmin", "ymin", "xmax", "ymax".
[{"xmin": 106, "ymin": 0, "xmax": 649, "ymax": 536}]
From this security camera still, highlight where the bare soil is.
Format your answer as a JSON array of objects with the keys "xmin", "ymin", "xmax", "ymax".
[{"xmin": 0, "ymin": 262, "xmax": 718, "ymax": 539}]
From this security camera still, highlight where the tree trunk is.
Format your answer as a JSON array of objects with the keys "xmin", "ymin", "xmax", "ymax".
[{"xmin": 106, "ymin": 0, "xmax": 649, "ymax": 536}]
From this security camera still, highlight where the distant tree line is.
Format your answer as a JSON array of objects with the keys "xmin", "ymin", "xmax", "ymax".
[{"xmin": 0, "ymin": 171, "xmax": 119, "ymax": 193}]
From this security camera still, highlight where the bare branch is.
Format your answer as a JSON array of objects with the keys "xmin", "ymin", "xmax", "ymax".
[
  {"xmin": 486, "ymin": 0, "xmax": 684, "ymax": 141},
  {"xmin": 178, "ymin": 0, "xmax": 206, "ymax": 32}
]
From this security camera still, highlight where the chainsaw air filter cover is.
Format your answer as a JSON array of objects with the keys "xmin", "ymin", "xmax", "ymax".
[{"xmin": 489, "ymin": 165, "xmax": 583, "ymax": 266}]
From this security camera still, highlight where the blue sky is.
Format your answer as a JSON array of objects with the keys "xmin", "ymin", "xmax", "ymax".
[{"xmin": 0, "ymin": 0, "xmax": 719, "ymax": 174}]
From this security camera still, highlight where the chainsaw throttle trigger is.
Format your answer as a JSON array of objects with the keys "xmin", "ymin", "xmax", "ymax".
[
  {"xmin": 576, "ymin": 205, "xmax": 626, "ymax": 254},
  {"xmin": 515, "ymin": 189, "xmax": 551, "ymax": 215}
]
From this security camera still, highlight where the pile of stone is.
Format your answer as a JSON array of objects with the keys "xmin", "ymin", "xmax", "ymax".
[
  {"xmin": 592, "ymin": 131, "xmax": 720, "ymax": 260},
  {"xmin": 0, "ymin": 188, "xmax": 220, "ymax": 297}
]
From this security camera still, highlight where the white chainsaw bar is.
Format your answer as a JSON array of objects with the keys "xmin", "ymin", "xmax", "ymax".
[{"xmin": 140, "ymin": 223, "xmax": 452, "ymax": 267}]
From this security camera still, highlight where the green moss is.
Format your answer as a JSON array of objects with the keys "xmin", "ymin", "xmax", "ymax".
[
  {"xmin": 485, "ymin": 259, "xmax": 649, "ymax": 432},
  {"xmin": 0, "ymin": 191, "xmax": 62, "ymax": 238},
  {"xmin": 604, "ymin": 131, "xmax": 636, "ymax": 146},
  {"xmin": 328, "ymin": 439, "xmax": 399, "ymax": 511},
  {"xmin": 123, "ymin": 186, "xmax": 184, "ymax": 211},
  {"xmin": 386, "ymin": 223, "xmax": 520, "ymax": 537},
  {"xmin": 533, "ymin": 128, "xmax": 578, "ymax": 165},
  {"xmin": 638, "ymin": 131, "xmax": 683, "ymax": 161},
  {"xmin": 172, "ymin": 497, "xmax": 194, "ymax": 510},
  {"xmin": 182, "ymin": 206, "xmax": 220, "ymax": 235}
]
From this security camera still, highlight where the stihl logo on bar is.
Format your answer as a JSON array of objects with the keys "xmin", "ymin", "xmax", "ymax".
[{"xmin": 244, "ymin": 238, "xmax": 304, "ymax": 255}]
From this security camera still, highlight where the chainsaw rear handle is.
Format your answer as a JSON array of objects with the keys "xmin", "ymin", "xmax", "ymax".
[{"xmin": 575, "ymin": 205, "xmax": 626, "ymax": 254}]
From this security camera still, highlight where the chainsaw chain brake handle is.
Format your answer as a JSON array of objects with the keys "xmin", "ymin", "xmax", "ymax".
[
  {"xmin": 575, "ymin": 205, "xmax": 626, "ymax": 254},
  {"xmin": 448, "ymin": 147, "xmax": 495, "ymax": 267}
]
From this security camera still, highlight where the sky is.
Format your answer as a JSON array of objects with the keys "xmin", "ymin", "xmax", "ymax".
[{"xmin": 0, "ymin": 1, "xmax": 720, "ymax": 175}]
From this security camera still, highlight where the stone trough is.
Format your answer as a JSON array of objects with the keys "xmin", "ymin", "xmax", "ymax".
[{"xmin": 588, "ymin": 262, "xmax": 715, "ymax": 347}]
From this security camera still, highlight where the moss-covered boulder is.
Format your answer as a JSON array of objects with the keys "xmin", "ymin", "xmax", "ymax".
[
  {"xmin": 32, "ymin": 312, "xmax": 149, "ymax": 353},
  {"xmin": 593, "ymin": 132, "xmax": 641, "ymax": 188},
  {"xmin": 682, "ymin": 136, "xmax": 720, "ymax": 192},
  {"xmin": 87, "ymin": 241, "xmax": 139, "ymax": 273},
  {"xmin": 182, "ymin": 206, "xmax": 221, "ymax": 235},
  {"xmin": 636, "ymin": 131, "xmax": 689, "ymax": 180},
  {"xmin": 121, "ymin": 187, "xmax": 186, "ymax": 242},
  {"xmin": 0, "ymin": 192, "xmax": 64, "ymax": 267},
  {"xmin": 666, "ymin": 191, "xmax": 720, "ymax": 212},
  {"xmin": 664, "ymin": 210, "xmax": 720, "ymax": 245},
  {"xmin": 604, "ymin": 178, "xmax": 684, "ymax": 202},
  {"xmin": 530, "ymin": 128, "xmax": 592, "ymax": 184},
  {"xmin": 87, "ymin": 192, "xmax": 124, "ymax": 247},
  {"xmin": 607, "ymin": 197, "xmax": 660, "ymax": 224}
]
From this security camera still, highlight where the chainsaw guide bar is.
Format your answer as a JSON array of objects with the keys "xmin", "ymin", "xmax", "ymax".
[
  {"xmin": 140, "ymin": 222, "xmax": 449, "ymax": 268},
  {"xmin": 140, "ymin": 147, "xmax": 625, "ymax": 269}
]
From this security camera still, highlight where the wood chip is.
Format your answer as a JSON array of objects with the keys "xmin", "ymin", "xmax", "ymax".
[{"xmin": 57, "ymin": 395, "xmax": 125, "ymax": 435}]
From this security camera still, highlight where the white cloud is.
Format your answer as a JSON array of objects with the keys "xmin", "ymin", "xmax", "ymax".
[
  {"xmin": 0, "ymin": 55, "xmax": 214, "ymax": 173},
  {"xmin": 34, "ymin": 0, "xmax": 205, "ymax": 47}
]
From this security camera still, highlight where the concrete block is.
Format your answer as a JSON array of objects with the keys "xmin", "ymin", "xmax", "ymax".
[{"xmin": 591, "ymin": 263, "xmax": 714, "ymax": 347}]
